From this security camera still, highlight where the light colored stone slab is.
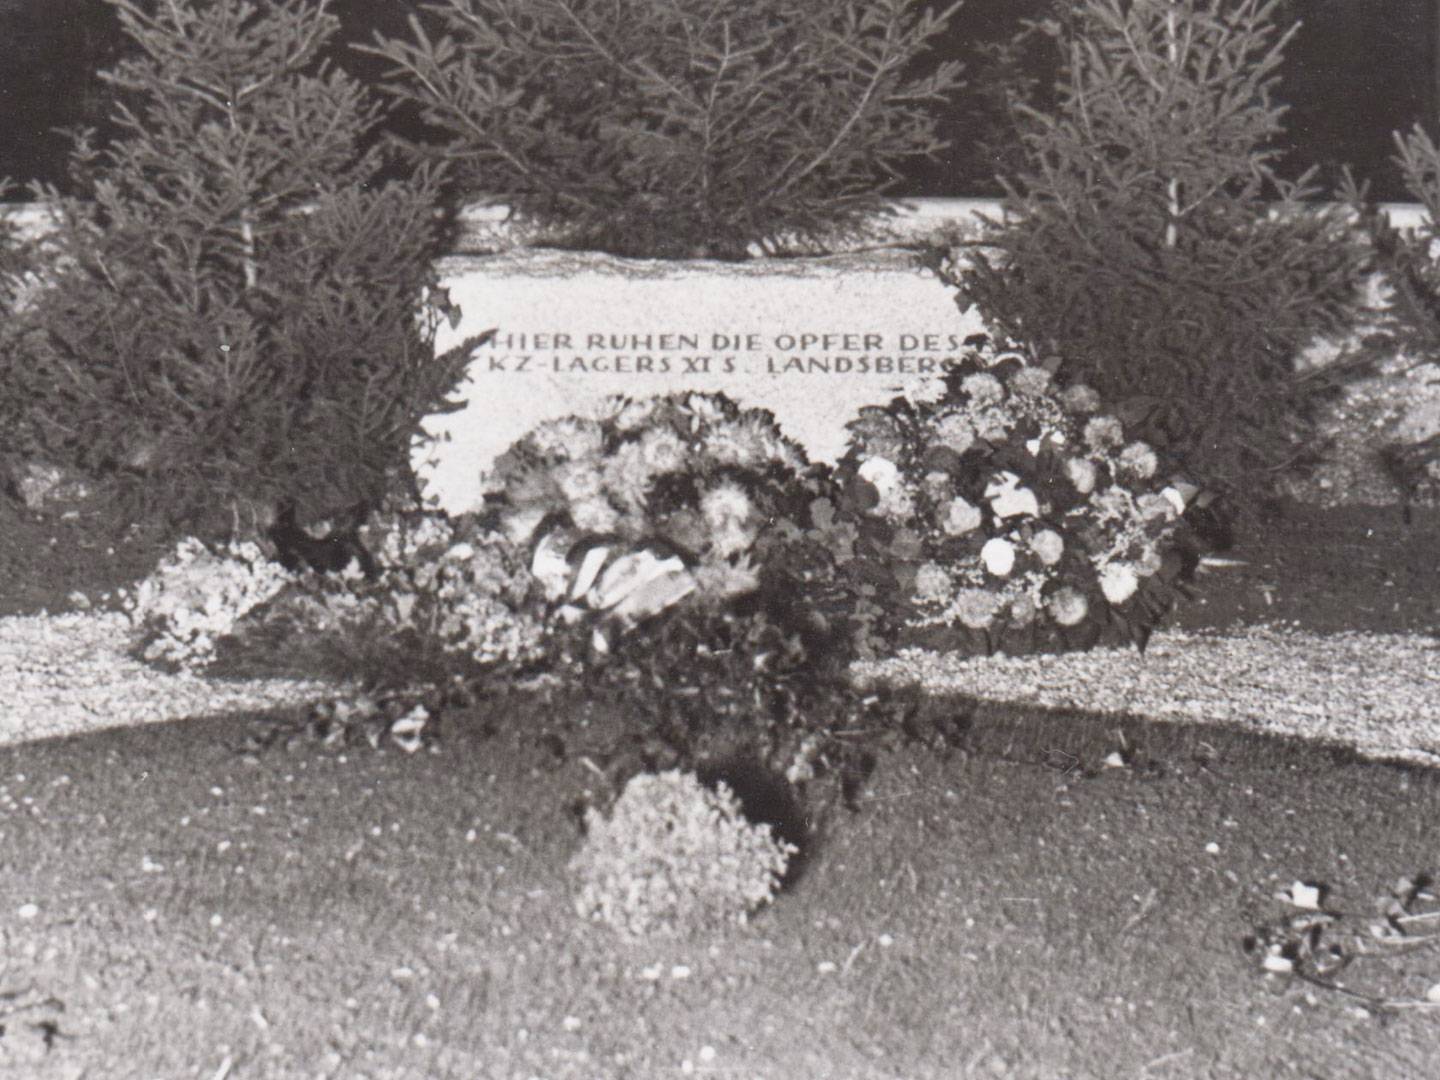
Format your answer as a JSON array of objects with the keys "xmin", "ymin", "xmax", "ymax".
[{"xmin": 416, "ymin": 247, "xmax": 986, "ymax": 513}]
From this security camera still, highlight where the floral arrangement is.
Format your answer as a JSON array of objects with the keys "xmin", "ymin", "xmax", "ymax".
[
  {"xmin": 834, "ymin": 337, "xmax": 1197, "ymax": 654},
  {"xmin": 222, "ymin": 507, "xmax": 547, "ymax": 686},
  {"xmin": 570, "ymin": 768, "xmax": 797, "ymax": 937},
  {"xmin": 127, "ymin": 537, "xmax": 296, "ymax": 669},
  {"xmin": 485, "ymin": 393, "xmax": 839, "ymax": 648}
]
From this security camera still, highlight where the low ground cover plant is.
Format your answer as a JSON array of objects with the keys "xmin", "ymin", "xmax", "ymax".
[
  {"xmin": 365, "ymin": 0, "xmax": 964, "ymax": 258},
  {"xmin": 571, "ymin": 768, "xmax": 797, "ymax": 937},
  {"xmin": 949, "ymin": 0, "xmax": 1368, "ymax": 499}
]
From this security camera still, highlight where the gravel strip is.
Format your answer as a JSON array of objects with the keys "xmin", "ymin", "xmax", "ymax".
[
  {"xmin": 854, "ymin": 627, "xmax": 1440, "ymax": 768},
  {"xmin": 3, "ymin": 612, "xmax": 1437, "ymax": 767},
  {"xmin": 0, "ymin": 611, "xmax": 338, "ymax": 748}
]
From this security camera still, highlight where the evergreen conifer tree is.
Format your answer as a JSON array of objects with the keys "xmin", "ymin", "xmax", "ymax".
[
  {"xmin": 364, "ymin": 0, "xmax": 964, "ymax": 258},
  {"xmin": 954, "ymin": 0, "xmax": 1367, "ymax": 494},
  {"xmin": 3, "ymin": 0, "xmax": 475, "ymax": 533}
]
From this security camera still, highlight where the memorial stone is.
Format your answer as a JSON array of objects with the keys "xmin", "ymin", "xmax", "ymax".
[{"xmin": 416, "ymin": 244, "xmax": 986, "ymax": 513}]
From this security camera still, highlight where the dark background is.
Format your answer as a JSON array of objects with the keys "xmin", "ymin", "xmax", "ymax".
[{"xmin": 0, "ymin": 0, "xmax": 1432, "ymax": 201}]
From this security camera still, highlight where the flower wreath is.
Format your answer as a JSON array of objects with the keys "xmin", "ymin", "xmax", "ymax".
[{"xmin": 835, "ymin": 337, "xmax": 1198, "ymax": 654}]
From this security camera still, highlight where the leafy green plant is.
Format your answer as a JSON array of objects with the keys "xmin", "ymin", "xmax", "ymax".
[
  {"xmin": 1, "ymin": 0, "xmax": 479, "ymax": 534},
  {"xmin": 364, "ymin": 0, "xmax": 964, "ymax": 258},
  {"xmin": 571, "ymin": 768, "xmax": 797, "ymax": 937},
  {"xmin": 948, "ymin": 0, "xmax": 1367, "ymax": 497}
]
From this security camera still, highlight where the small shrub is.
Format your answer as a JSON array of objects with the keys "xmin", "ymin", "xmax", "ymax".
[
  {"xmin": 571, "ymin": 768, "xmax": 796, "ymax": 937},
  {"xmin": 1, "ymin": 0, "xmax": 479, "ymax": 533},
  {"xmin": 949, "ymin": 0, "xmax": 1367, "ymax": 497},
  {"xmin": 366, "ymin": 0, "xmax": 963, "ymax": 258},
  {"xmin": 832, "ymin": 337, "xmax": 1196, "ymax": 655},
  {"xmin": 127, "ymin": 537, "xmax": 296, "ymax": 670},
  {"xmin": 217, "ymin": 507, "xmax": 547, "ymax": 687}
]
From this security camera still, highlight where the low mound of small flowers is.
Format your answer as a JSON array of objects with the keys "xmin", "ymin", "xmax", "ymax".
[
  {"xmin": 127, "ymin": 537, "xmax": 295, "ymax": 669},
  {"xmin": 571, "ymin": 768, "xmax": 797, "ymax": 937},
  {"xmin": 834, "ymin": 337, "xmax": 1198, "ymax": 655},
  {"xmin": 224, "ymin": 506, "xmax": 547, "ymax": 686}
]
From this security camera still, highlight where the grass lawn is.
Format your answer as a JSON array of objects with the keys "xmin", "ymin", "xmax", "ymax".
[{"xmin": 0, "ymin": 497, "xmax": 1437, "ymax": 1079}]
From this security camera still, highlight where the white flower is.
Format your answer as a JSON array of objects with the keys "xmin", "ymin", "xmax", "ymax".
[
  {"xmin": 555, "ymin": 460, "xmax": 604, "ymax": 504},
  {"xmin": 1009, "ymin": 593, "xmax": 1039, "ymax": 623},
  {"xmin": 609, "ymin": 396, "xmax": 660, "ymax": 433},
  {"xmin": 909, "ymin": 375, "xmax": 949, "ymax": 404},
  {"xmin": 639, "ymin": 428, "xmax": 687, "ymax": 474},
  {"xmin": 961, "ymin": 372, "xmax": 1005, "ymax": 406},
  {"xmin": 980, "ymin": 537, "xmax": 1016, "ymax": 577},
  {"xmin": 701, "ymin": 482, "xmax": 758, "ymax": 557},
  {"xmin": 1118, "ymin": 441, "xmax": 1159, "ymax": 479},
  {"xmin": 953, "ymin": 588, "xmax": 999, "ymax": 629},
  {"xmin": 1065, "ymin": 457, "xmax": 1098, "ymax": 495},
  {"xmin": 1008, "ymin": 366, "xmax": 1053, "ymax": 396},
  {"xmin": 684, "ymin": 393, "xmax": 729, "ymax": 429},
  {"xmin": 941, "ymin": 496, "xmax": 983, "ymax": 536},
  {"xmin": 913, "ymin": 562, "xmax": 952, "ymax": 603},
  {"xmin": 501, "ymin": 506, "xmax": 549, "ymax": 547},
  {"xmin": 933, "ymin": 413, "xmax": 975, "ymax": 455},
  {"xmin": 1099, "ymin": 562, "xmax": 1140, "ymax": 604},
  {"xmin": 1060, "ymin": 384, "xmax": 1102, "ymax": 414},
  {"xmin": 858, "ymin": 456, "xmax": 902, "ymax": 500},
  {"xmin": 1047, "ymin": 587, "xmax": 1089, "ymax": 626},
  {"xmin": 1030, "ymin": 529, "xmax": 1065, "ymax": 566},
  {"xmin": 984, "ymin": 472, "xmax": 1040, "ymax": 519},
  {"xmin": 1135, "ymin": 547, "xmax": 1164, "ymax": 576},
  {"xmin": 530, "ymin": 531, "xmax": 572, "ymax": 601},
  {"xmin": 529, "ymin": 417, "xmax": 604, "ymax": 461},
  {"xmin": 1083, "ymin": 416, "xmax": 1125, "ymax": 451}
]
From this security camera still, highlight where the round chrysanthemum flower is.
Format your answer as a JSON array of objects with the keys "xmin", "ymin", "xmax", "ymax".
[
  {"xmin": 1099, "ymin": 562, "xmax": 1140, "ymax": 604},
  {"xmin": 1009, "ymin": 592, "xmax": 1039, "ymax": 623},
  {"xmin": 1065, "ymin": 457, "xmax": 1098, "ymax": 495},
  {"xmin": 1047, "ymin": 586, "xmax": 1089, "ymax": 627},
  {"xmin": 1059, "ymin": 384, "xmax": 1102, "ymax": 414},
  {"xmin": 1083, "ymin": 416, "xmax": 1125, "ymax": 452},
  {"xmin": 1008, "ymin": 366, "xmax": 1053, "ymax": 397},
  {"xmin": 954, "ymin": 587, "xmax": 1000, "ymax": 629},
  {"xmin": 1118, "ymin": 441, "xmax": 1159, "ymax": 479},
  {"xmin": 858, "ymin": 455, "xmax": 902, "ymax": 499},
  {"xmin": 961, "ymin": 372, "xmax": 1005, "ymax": 406},
  {"xmin": 530, "ymin": 417, "xmax": 604, "ymax": 461},
  {"xmin": 933, "ymin": 412, "xmax": 976, "ymax": 455},
  {"xmin": 639, "ymin": 427, "xmax": 688, "ymax": 475},
  {"xmin": 981, "ymin": 537, "xmax": 1016, "ymax": 577},
  {"xmin": 701, "ymin": 483, "xmax": 758, "ymax": 557},
  {"xmin": 684, "ymin": 393, "xmax": 729, "ymax": 428},
  {"xmin": 555, "ymin": 460, "xmax": 604, "ymax": 504},
  {"xmin": 941, "ymin": 496, "xmax": 983, "ymax": 536},
  {"xmin": 1134, "ymin": 547, "xmax": 1164, "ymax": 576},
  {"xmin": 913, "ymin": 561, "xmax": 952, "ymax": 604},
  {"xmin": 1030, "ymin": 528, "xmax": 1065, "ymax": 566}
]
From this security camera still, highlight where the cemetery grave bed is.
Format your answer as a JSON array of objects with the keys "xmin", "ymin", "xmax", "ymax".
[{"xmin": 0, "ymin": 497, "xmax": 1436, "ymax": 1077}]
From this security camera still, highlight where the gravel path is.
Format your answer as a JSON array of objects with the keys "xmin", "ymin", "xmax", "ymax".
[
  {"xmin": 2, "ymin": 608, "xmax": 1437, "ymax": 769},
  {"xmin": 0, "ymin": 610, "xmax": 337, "ymax": 748},
  {"xmin": 855, "ymin": 626, "xmax": 1440, "ymax": 767}
]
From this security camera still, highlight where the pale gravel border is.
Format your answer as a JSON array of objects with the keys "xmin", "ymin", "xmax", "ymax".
[
  {"xmin": 0, "ymin": 611, "xmax": 339, "ymax": 749},
  {"xmin": 854, "ymin": 627, "xmax": 1440, "ymax": 768}
]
